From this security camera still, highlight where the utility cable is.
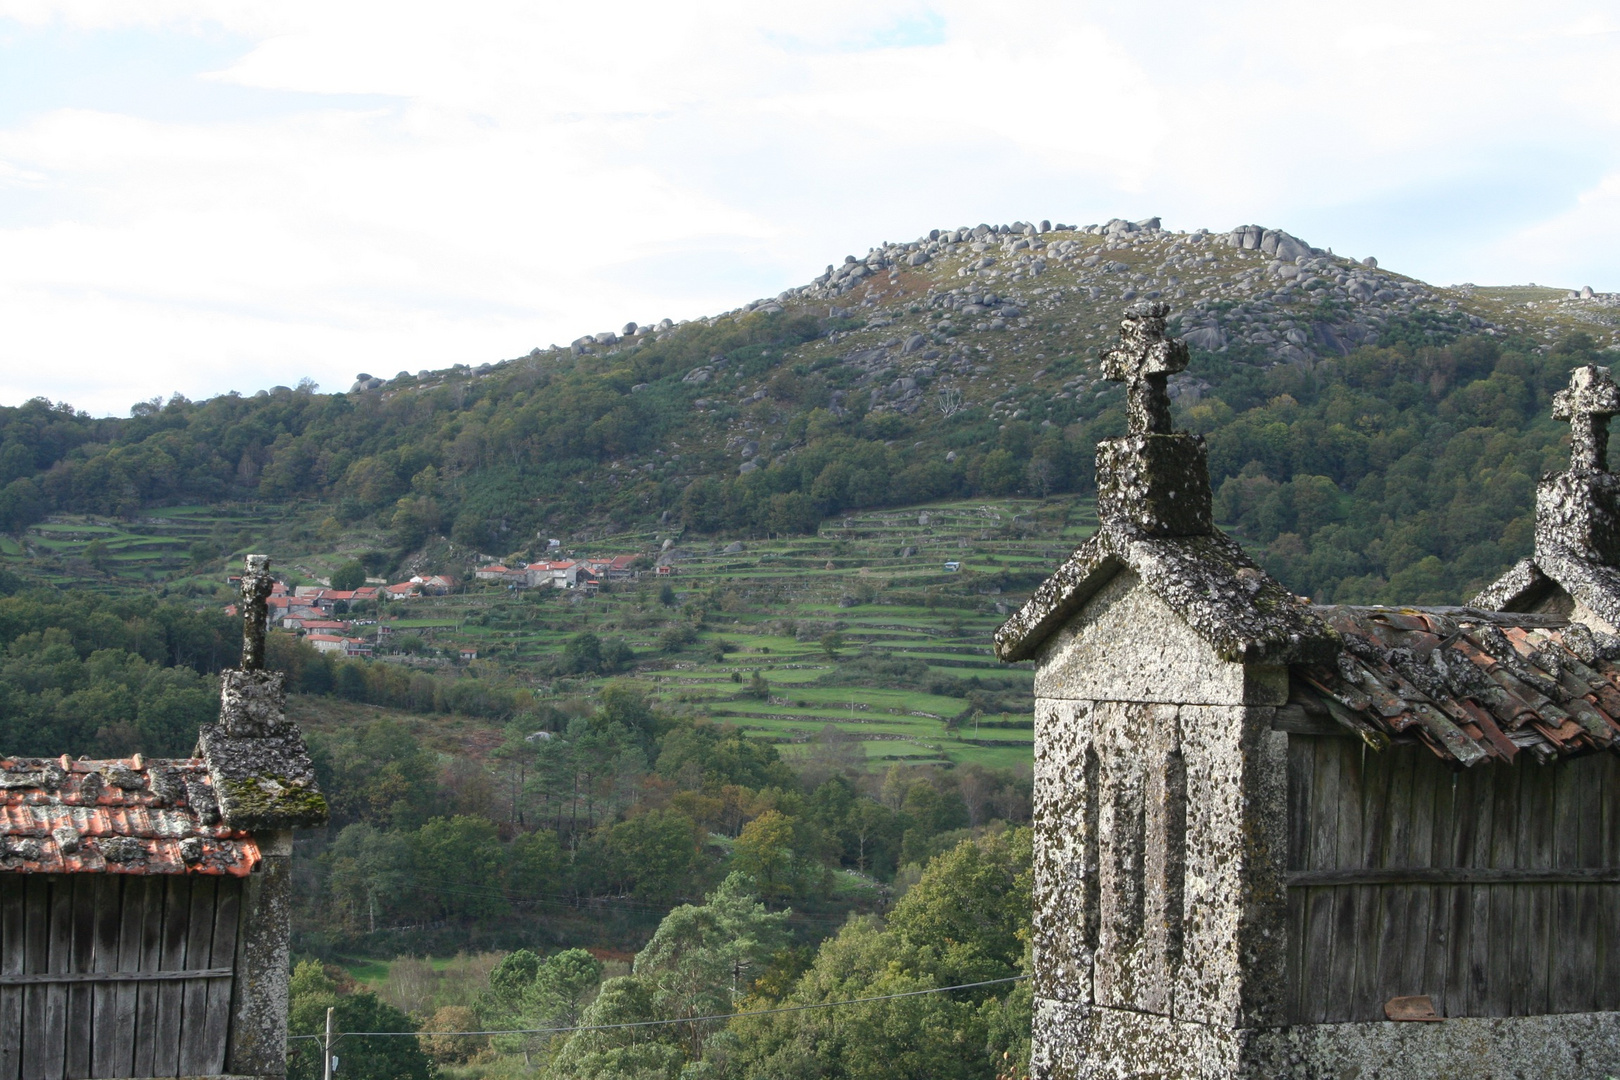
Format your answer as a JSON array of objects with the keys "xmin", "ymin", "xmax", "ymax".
[{"xmin": 288, "ymin": 973, "xmax": 1029, "ymax": 1044}]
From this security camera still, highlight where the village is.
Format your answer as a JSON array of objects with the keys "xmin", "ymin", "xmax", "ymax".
[{"xmin": 223, "ymin": 551, "xmax": 648, "ymax": 660}]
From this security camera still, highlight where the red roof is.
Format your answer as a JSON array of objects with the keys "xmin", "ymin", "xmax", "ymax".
[
  {"xmin": 1294, "ymin": 607, "xmax": 1620, "ymax": 766},
  {"xmin": 0, "ymin": 756, "xmax": 260, "ymax": 876}
]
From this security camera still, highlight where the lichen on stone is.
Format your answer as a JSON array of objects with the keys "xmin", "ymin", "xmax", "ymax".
[
  {"xmin": 995, "ymin": 524, "xmax": 1338, "ymax": 665},
  {"xmin": 199, "ymin": 724, "xmax": 328, "ymax": 831}
]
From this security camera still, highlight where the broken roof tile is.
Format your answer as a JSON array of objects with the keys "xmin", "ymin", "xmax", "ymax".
[
  {"xmin": 0, "ymin": 756, "xmax": 259, "ymax": 875},
  {"xmin": 1291, "ymin": 606, "xmax": 1620, "ymax": 766}
]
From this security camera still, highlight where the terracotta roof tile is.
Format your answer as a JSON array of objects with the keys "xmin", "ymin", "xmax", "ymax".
[
  {"xmin": 1291, "ymin": 606, "xmax": 1620, "ymax": 766},
  {"xmin": 0, "ymin": 756, "xmax": 259, "ymax": 875}
]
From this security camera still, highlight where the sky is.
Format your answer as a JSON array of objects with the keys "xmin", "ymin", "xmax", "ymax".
[{"xmin": 1, "ymin": 1, "xmax": 1618, "ymax": 416}]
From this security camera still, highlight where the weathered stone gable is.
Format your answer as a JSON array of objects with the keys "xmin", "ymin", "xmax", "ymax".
[{"xmin": 1033, "ymin": 570, "xmax": 1287, "ymax": 706}]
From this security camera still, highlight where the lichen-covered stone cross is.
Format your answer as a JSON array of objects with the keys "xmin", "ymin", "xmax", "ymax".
[
  {"xmin": 239, "ymin": 554, "xmax": 274, "ymax": 671},
  {"xmin": 1100, "ymin": 301, "xmax": 1190, "ymax": 435},
  {"xmin": 1553, "ymin": 365, "xmax": 1620, "ymax": 473}
]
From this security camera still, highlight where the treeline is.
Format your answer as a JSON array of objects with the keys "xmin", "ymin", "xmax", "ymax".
[
  {"xmin": 267, "ymin": 632, "xmax": 535, "ymax": 719},
  {"xmin": 0, "ymin": 576, "xmax": 238, "ymax": 756},
  {"xmin": 0, "ymin": 308, "xmax": 1091, "ymax": 550},
  {"xmin": 295, "ymin": 688, "xmax": 1031, "ymax": 951},
  {"xmin": 1184, "ymin": 331, "xmax": 1611, "ymax": 603},
  {"xmin": 287, "ymin": 830, "xmax": 1032, "ymax": 1080}
]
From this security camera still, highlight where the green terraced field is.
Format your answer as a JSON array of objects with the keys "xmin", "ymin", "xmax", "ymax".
[
  {"xmin": 3, "ymin": 494, "xmax": 1094, "ymax": 771},
  {"xmin": 383, "ymin": 496, "xmax": 1093, "ymax": 770}
]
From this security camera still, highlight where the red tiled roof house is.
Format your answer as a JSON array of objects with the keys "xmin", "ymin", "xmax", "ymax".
[{"xmin": 0, "ymin": 556, "xmax": 328, "ymax": 1079}]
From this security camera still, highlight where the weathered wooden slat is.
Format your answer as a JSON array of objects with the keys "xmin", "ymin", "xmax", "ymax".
[
  {"xmin": 1464, "ymin": 763, "xmax": 1496, "ymax": 1018},
  {"xmin": 87, "ymin": 875, "xmax": 122, "ymax": 1079},
  {"xmin": 1421, "ymin": 769, "xmax": 1457, "ymax": 1016},
  {"xmin": 20, "ymin": 877, "xmax": 50, "ymax": 1080},
  {"xmin": 0, "ymin": 878, "xmax": 24, "ymax": 1080},
  {"xmin": 64, "ymin": 876, "xmax": 96, "ymax": 1080},
  {"xmin": 177, "ymin": 876, "xmax": 219, "ymax": 1076},
  {"xmin": 1351, "ymin": 738, "xmax": 1394, "ymax": 1021},
  {"xmin": 1372, "ymin": 748, "xmax": 1415, "ymax": 1018},
  {"xmin": 1326, "ymin": 739, "xmax": 1363, "ymax": 1022},
  {"xmin": 1550, "ymin": 758, "xmax": 1583, "ymax": 1013},
  {"xmin": 1483, "ymin": 760, "xmax": 1520, "ymax": 1017},
  {"xmin": 1600, "ymin": 756, "xmax": 1620, "ymax": 1011},
  {"xmin": 1441, "ymin": 767, "xmax": 1476, "ymax": 1019},
  {"xmin": 1399, "ymin": 752, "xmax": 1437, "ymax": 1009},
  {"xmin": 107, "ymin": 877, "xmax": 147, "ymax": 1080},
  {"xmin": 199, "ymin": 878, "xmax": 242, "ymax": 1076},
  {"xmin": 1513, "ymin": 761, "xmax": 1550, "ymax": 1016},
  {"xmin": 0, "ymin": 969, "xmax": 235, "ymax": 985},
  {"xmin": 151, "ymin": 876, "xmax": 190, "ymax": 1077},
  {"xmin": 36, "ymin": 876, "xmax": 75, "ymax": 1080},
  {"xmin": 130, "ymin": 877, "xmax": 165, "ymax": 1079},
  {"xmin": 1283, "ymin": 737, "xmax": 1309, "ymax": 1022},
  {"xmin": 1286, "ymin": 867, "xmax": 1620, "ymax": 885},
  {"xmin": 1293, "ymin": 736, "xmax": 1341, "ymax": 1023}
]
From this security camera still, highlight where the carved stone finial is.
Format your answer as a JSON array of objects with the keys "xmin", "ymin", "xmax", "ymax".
[
  {"xmin": 1100, "ymin": 301, "xmax": 1189, "ymax": 435},
  {"xmin": 239, "ymin": 555, "xmax": 273, "ymax": 671},
  {"xmin": 1552, "ymin": 365, "xmax": 1620, "ymax": 473}
]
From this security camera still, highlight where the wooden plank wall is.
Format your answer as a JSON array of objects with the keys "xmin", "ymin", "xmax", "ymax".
[
  {"xmin": 1286, "ymin": 735, "xmax": 1620, "ymax": 1023},
  {"xmin": 0, "ymin": 874, "xmax": 240, "ymax": 1080}
]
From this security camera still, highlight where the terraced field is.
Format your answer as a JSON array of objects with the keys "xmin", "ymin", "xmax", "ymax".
[
  {"xmin": 381, "ymin": 497, "xmax": 1097, "ymax": 770},
  {"xmin": 18, "ymin": 505, "xmax": 288, "ymax": 589},
  {"xmin": 5, "ymin": 494, "xmax": 1096, "ymax": 771}
]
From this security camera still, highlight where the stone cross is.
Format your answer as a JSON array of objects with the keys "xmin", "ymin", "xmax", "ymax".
[
  {"xmin": 1100, "ymin": 301, "xmax": 1190, "ymax": 435},
  {"xmin": 239, "ymin": 554, "xmax": 274, "ymax": 671},
  {"xmin": 1552, "ymin": 365, "xmax": 1620, "ymax": 473}
]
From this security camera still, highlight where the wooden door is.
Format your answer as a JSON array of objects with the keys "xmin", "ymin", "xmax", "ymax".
[{"xmin": 0, "ymin": 874, "xmax": 241, "ymax": 1080}]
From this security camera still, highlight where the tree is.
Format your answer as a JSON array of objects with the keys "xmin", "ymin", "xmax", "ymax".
[
  {"xmin": 286, "ymin": 960, "xmax": 433, "ymax": 1080},
  {"xmin": 744, "ymin": 671, "xmax": 769, "ymax": 701},
  {"xmin": 733, "ymin": 809, "xmax": 796, "ymax": 900},
  {"xmin": 331, "ymin": 560, "xmax": 367, "ymax": 591},
  {"xmin": 703, "ymin": 829, "xmax": 1034, "ymax": 1080},
  {"xmin": 543, "ymin": 976, "xmax": 685, "ymax": 1080},
  {"xmin": 633, "ymin": 873, "xmax": 788, "ymax": 1060},
  {"xmin": 411, "ymin": 814, "xmax": 508, "ymax": 920},
  {"xmin": 598, "ymin": 809, "xmax": 702, "ymax": 902},
  {"xmin": 534, "ymin": 949, "xmax": 606, "ymax": 1029},
  {"xmin": 658, "ymin": 583, "xmax": 677, "ymax": 606},
  {"xmin": 819, "ymin": 630, "xmax": 844, "ymax": 659},
  {"xmin": 564, "ymin": 631, "xmax": 603, "ymax": 674},
  {"xmin": 480, "ymin": 947, "xmax": 604, "ymax": 1064}
]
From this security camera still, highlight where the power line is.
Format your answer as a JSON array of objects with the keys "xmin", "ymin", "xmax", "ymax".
[{"xmin": 288, "ymin": 973, "xmax": 1029, "ymax": 1044}]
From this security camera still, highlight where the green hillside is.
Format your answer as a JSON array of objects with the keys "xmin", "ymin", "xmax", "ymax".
[{"xmin": 3, "ymin": 218, "xmax": 1616, "ymax": 611}]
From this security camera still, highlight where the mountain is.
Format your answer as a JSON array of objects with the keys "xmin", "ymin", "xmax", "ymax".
[{"xmin": 2, "ymin": 216, "xmax": 1617, "ymax": 605}]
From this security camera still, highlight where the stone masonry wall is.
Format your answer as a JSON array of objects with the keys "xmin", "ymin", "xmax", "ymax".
[{"xmin": 1031, "ymin": 572, "xmax": 1290, "ymax": 1077}]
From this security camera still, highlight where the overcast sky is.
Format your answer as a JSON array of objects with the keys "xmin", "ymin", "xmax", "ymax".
[{"xmin": 2, "ymin": 1, "xmax": 1618, "ymax": 415}]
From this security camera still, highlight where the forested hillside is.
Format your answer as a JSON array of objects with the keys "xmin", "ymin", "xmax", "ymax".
[{"xmin": 1, "ymin": 281, "xmax": 1614, "ymax": 605}]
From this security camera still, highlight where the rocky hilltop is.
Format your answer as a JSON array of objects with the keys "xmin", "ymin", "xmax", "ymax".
[{"xmin": 355, "ymin": 216, "xmax": 1617, "ymax": 430}]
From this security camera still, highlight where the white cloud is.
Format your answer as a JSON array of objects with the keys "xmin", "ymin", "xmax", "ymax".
[{"xmin": 1, "ymin": 0, "xmax": 1619, "ymax": 413}]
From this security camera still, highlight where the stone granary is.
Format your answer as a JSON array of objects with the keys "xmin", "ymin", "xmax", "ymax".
[
  {"xmin": 0, "ymin": 556, "xmax": 327, "ymax": 1080},
  {"xmin": 996, "ymin": 303, "xmax": 1620, "ymax": 1078}
]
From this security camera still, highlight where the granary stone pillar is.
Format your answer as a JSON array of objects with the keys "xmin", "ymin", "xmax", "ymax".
[
  {"xmin": 203, "ymin": 555, "xmax": 328, "ymax": 1079},
  {"xmin": 997, "ymin": 304, "xmax": 1338, "ymax": 1078},
  {"xmin": 1475, "ymin": 364, "xmax": 1620, "ymax": 630}
]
